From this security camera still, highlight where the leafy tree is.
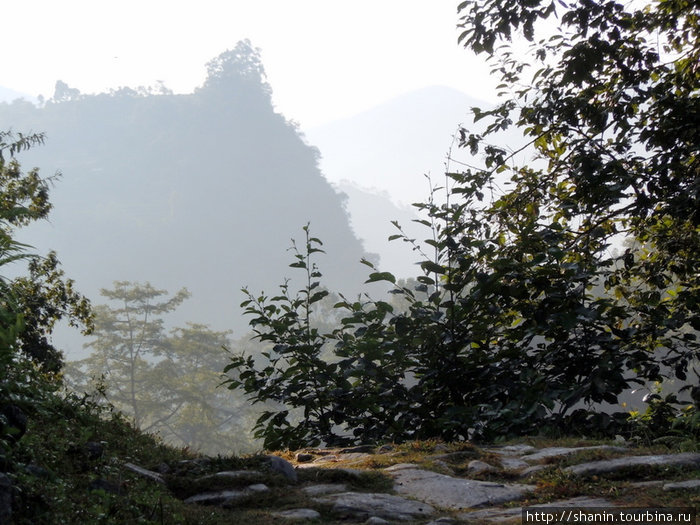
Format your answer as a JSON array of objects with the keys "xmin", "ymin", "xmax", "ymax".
[
  {"xmin": 73, "ymin": 282, "xmax": 190, "ymax": 429},
  {"xmin": 0, "ymin": 130, "xmax": 93, "ymax": 371},
  {"xmin": 1, "ymin": 130, "xmax": 93, "ymax": 466},
  {"xmin": 148, "ymin": 323, "xmax": 255, "ymax": 454},
  {"xmin": 225, "ymin": 0, "xmax": 699, "ymax": 446},
  {"xmin": 70, "ymin": 282, "xmax": 258, "ymax": 453}
]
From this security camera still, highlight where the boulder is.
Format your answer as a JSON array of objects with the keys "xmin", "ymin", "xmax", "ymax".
[{"xmin": 266, "ymin": 455, "xmax": 298, "ymax": 482}]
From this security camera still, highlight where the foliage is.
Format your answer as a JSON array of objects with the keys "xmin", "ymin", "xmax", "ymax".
[
  {"xmin": 226, "ymin": 0, "xmax": 699, "ymax": 448},
  {"xmin": 69, "ymin": 282, "xmax": 256, "ymax": 454},
  {"xmin": 72, "ymin": 281, "xmax": 190, "ymax": 429},
  {"xmin": 0, "ymin": 130, "xmax": 93, "ymax": 371},
  {"xmin": 628, "ymin": 385, "xmax": 700, "ymax": 447},
  {"xmin": 224, "ymin": 225, "xmax": 345, "ymax": 450},
  {"xmin": 11, "ymin": 252, "xmax": 93, "ymax": 372}
]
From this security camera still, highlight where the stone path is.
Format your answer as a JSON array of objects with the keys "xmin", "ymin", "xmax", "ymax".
[{"xmin": 124, "ymin": 443, "xmax": 700, "ymax": 523}]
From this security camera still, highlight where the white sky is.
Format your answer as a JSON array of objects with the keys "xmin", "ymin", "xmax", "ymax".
[{"xmin": 2, "ymin": 0, "xmax": 497, "ymax": 129}]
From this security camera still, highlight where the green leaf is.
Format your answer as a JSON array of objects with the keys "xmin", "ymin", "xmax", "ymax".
[{"xmin": 365, "ymin": 272, "xmax": 396, "ymax": 284}]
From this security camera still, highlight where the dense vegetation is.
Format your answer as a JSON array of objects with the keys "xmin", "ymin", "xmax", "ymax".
[{"xmin": 225, "ymin": 0, "xmax": 699, "ymax": 448}]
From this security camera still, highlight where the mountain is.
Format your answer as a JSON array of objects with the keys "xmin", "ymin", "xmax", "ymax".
[
  {"xmin": 304, "ymin": 85, "xmax": 487, "ymax": 207},
  {"xmin": 0, "ymin": 85, "xmax": 35, "ymax": 104},
  {"xmin": 333, "ymin": 181, "xmax": 425, "ymax": 279},
  {"xmin": 0, "ymin": 42, "xmax": 371, "ymax": 354}
]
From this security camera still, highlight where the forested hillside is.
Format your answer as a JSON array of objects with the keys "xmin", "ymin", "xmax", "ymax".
[{"xmin": 0, "ymin": 40, "xmax": 370, "ymax": 338}]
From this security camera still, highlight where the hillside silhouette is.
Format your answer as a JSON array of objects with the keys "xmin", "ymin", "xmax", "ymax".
[{"xmin": 0, "ymin": 41, "xmax": 371, "ymax": 344}]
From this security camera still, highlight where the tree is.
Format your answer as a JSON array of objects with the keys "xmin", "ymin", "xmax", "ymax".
[
  {"xmin": 0, "ymin": 130, "xmax": 93, "ymax": 371},
  {"xmin": 74, "ymin": 282, "xmax": 190, "ymax": 429},
  {"xmin": 69, "ymin": 282, "xmax": 259, "ymax": 453},
  {"xmin": 225, "ymin": 0, "xmax": 699, "ymax": 446},
  {"xmin": 447, "ymin": 0, "xmax": 699, "ymax": 432},
  {"xmin": 147, "ymin": 322, "xmax": 256, "ymax": 454},
  {"xmin": 1, "ymin": 130, "xmax": 93, "ymax": 462}
]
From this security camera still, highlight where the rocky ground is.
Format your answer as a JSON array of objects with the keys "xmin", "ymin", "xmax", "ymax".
[{"xmin": 118, "ymin": 439, "xmax": 699, "ymax": 524}]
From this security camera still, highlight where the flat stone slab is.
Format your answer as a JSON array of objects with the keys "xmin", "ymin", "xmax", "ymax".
[
  {"xmin": 487, "ymin": 444, "xmax": 536, "ymax": 456},
  {"xmin": 270, "ymin": 508, "xmax": 321, "ymax": 520},
  {"xmin": 663, "ymin": 479, "xmax": 700, "ymax": 491},
  {"xmin": 459, "ymin": 497, "xmax": 613, "ymax": 522},
  {"xmin": 124, "ymin": 462, "xmax": 165, "ymax": 484},
  {"xmin": 564, "ymin": 453, "xmax": 700, "ymax": 476},
  {"xmin": 184, "ymin": 489, "xmax": 245, "ymax": 505},
  {"xmin": 521, "ymin": 446, "xmax": 626, "ymax": 462},
  {"xmin": 184, "ymin": 484, "xmax": 268, "ymax": 505},
  {"xmin": 301, "ymin": 483, "xmax": 348, "ymax": 496},
  {"xmin": 499, "ymin": 457, "xmax": 530, "ymax": 470},
  {"xmin": 388, "ymin": 467, "xmax": 535, "ymax": 510},
  {"xmin": 198, "ymin": 470, "xmax": 261, "ymax": 482},
  {"xmin": 314, "ymin": 491, "xmax": 434, "ymax": 521}
]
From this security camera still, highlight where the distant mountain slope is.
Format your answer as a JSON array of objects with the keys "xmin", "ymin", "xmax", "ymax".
[
  {"xmin": 305, "ymin": 86, "xmax": 486, "ymax": 207},
  {"xmin": 0, "ymin": 42, "xmax": 371, "ymax": 349},
  {"xmin": 334, "ymin": 181, "xmax": 425, "ymax": 279},
  {"xmin": 0, "ymin": 85, "xmax": 35, "ymax": 104}
]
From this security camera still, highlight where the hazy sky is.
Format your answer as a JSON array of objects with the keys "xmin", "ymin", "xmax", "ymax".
[{"xmin": 3, "ymin": 0, "xmax": 497, "ymax": 129}]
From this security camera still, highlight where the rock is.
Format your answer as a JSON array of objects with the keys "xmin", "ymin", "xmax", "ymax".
[
  {"xmin": 124, "ymin": 462, "xmax": 165, "ymax": 484},
  {"xmin": 271, "ymin": 508, "xmax": 321, "ymax": 520},
  {"xmin": 246, "ymin": 483, "xmax": 269, "ymax": 493},
  {"xmin": 301, "ymin": 483, "xmax": 348, "ymax": 496},
  {"xmin": 520, "ymin": 465, "xmax": 547, "ymax": 478},
  {"xmin": 378, "ymin": 444, "xmax": 394, "ymax": 453},
  {"xmin": 313, "ymin": 454, "xmax": 339, "ymax": 463},
  {"xmin": 629, "ymin": 480, "xmax": 665, "ymax": 488},
  {"xmin": 314, "ymin": 491, "xmax": 434, "ymax": 521},
  {"xmin": 432, "ymin": 460, "xmax": 455, "ymax": 473},
  {"xmin": 563, "ymin": 452, "xmax": 700, "ymax": 476},
  {"xmin": 468, "ymin": 460, "xmax": 497, "ymax": 474},
  {"xmin": 384, "ymin": 463, "xmax": 420, "ymax": 472},
  {"xmin": 0, "ymin": 473, "xmax": 12, "ymax": 525},
  {"xmin": 366, "ymin": 517, "xmax": 391, "ymax": 524},
  {"xmin": 389, "ymin": 467, "xmax": 535, "ymax": 510},
  {"xmin": 339, "ymin": 445, "xmax": 376, "ymax": 454},
  {"xmin": 427, "ymin": 518, "xmax": 458, "ymax": 524},
  {"xmin": 198, "ymin": 470, "xmax": 261, "ymax": 482},
  {"xmin": 490, "ymin": 444, "xmax": 536, "ymax": 455},
  {"xmin": 185, "ymin": 484, "xmax": 268, "ymax": 506},
  {"xmin": 184, "ymin": 489, "xmax": 245, "ymax": 505},
  {"xmin": 295, "ymin": 452, "xmax": 314, "ymax": 463},
  {"xmin": 521, "ymin": 446, "xmax": 626, "ymax": 462},
  {"xmin": 499, "ymin": 457, "xmax": 530, "ymax": 470},
  {"xmin": 663, "ymin": 479, "xmax": 700, "ymax": 491},
  {"xmin": 336, "ymin": 452, "xmax": 371, "ymax": 461},
  {"xmin": 459, "ymin": 496, "xmax": 613, "ymax": 522},
  {"xmin": 266, "ymin": 455, "xmax": 298, "ymax": 483}
]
